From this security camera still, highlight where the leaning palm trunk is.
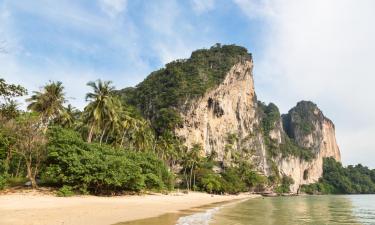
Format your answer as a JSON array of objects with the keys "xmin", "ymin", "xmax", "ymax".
[
  {"xmin": 99, "ymin": 125, "xmax": 108, "ymax": 145},
  {"xmin": 87, "ymin": 124, "xmax": 94, "ymax": 143}
]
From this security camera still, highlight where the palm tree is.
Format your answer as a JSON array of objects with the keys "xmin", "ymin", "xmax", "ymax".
[
  {"xmin": 182, "ymin": 143, "xmax": 202, "ymax": 191},
  {"xmin": 0, "ymin": 99, "xmax": 20, "ymax": 119},
  {"xmin": 83, "ymin": 80, "xmax": 117, "ymax": 143},
  {"xmin": 26, "ymin": 81, "xmax": 66, "ymax": 129},
  {"xmin": 55, "ymin": 104, "xmax": 79, "ymax": 128},
  {"xmin": 118, "ymin": 110, "xmax": 137, "ymax": 147}
]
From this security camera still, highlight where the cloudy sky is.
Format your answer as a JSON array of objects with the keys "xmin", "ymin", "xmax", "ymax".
[{"xmin": 0, "ymin": 0, "xmax": 374, "ymax": 167}]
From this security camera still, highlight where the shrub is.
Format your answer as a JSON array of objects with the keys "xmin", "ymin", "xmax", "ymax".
[
  {"xmin": 221, "ymin": 168, "xmax": 247, "ymax": 194},
  {"xmin": 304, "ymin": 158, "xmax": 375, "ymax": 194},
  {"xmin": 275, "ymin": 175, "xmax": 294, "ymax": 194},
  {"xmin": 200, "ymin": 174, "xmax": 223, "ymax": 194},
  {"xmin": 57, "ymin": 185, "xmax": 74, "ymax": 197},
  {"xmin": 0, "ymin": 175, "xmax": 6, "ymax": 190},
  {"xmin": 43, "ymin": 127, "xmax": 173, "ymax": 194},
  {"xmin": 6, "ymin": 177, "xmax": 28, "ymax": 187}
]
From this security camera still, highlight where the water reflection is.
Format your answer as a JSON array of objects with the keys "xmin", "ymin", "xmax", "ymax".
[
  {"xmin": 114, "ymin": 195, "xmax": 375, "ymax": 225},
  {"xmin": 212, "ymin": 196, "xmax": 361, "ymax": 225}
]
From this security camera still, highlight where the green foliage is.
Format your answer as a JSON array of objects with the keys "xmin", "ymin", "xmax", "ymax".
[
  {"xmin": 300, "ymin": 182, "xmax": 335, "ymax": 195},
  {"xmin": 119, "ymin": 44, "xmax": 252, "ymax": 134},
  {"xmin": 258, "ymin": 101, "xmax": 314, "ymax": 162},
  {"xmin": 275, "ymin": 175, "xmax": 294, "ymax": 194},
  {"xmin": 0, "ymin": 79, "xmax": 26, "ymax": 120},
  {"xmin": 193, "ymin": 158, "xmax": 267, "ymax": 194},
  {"xmin": 221, "ymin": 167, "xmax": 247, "ymax": 194},
  {"xmin": 57, "ymin": 185, "xmax": 75, "ymax": 197},
  {"xmin": 283, "ymin": 101, "xmax": 320, "ymax": 137},
  {"xmin": 279, "ymin": 136, "xmax": 314, "ymax": 161},
  {"xmin": 26, "ymin": 81, "xmax": 66, "ymax": 126},
  {"xmin": 199, "ymin": 173, "xmax": 223, "ymax": 194},
  {"xmin": 0, "ymin": 155, "xmax": 7, "ymax": 190},
  {"xmin": 6, "ymin": 177, "xmax": 28, "ymax": 187},
  {"xmin": 301, "ymin": 157, "xmax": 375, "ymax": 194},
  {"xmin": 154, "ymin": 108, "xmax": 182, "ymax": 134},
  {"xmin": 0, "ymin": 78, "xmax": 27, "ymax": 100},
  {"xmin": 43, "ymin": 127, "xmax": 173, "ymax": 194},
  {"xmin": 259, "ymin": 102, "xmax": 280, "ymax": 135}
]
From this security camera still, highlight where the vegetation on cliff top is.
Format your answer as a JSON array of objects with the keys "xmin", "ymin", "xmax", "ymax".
[
  {"xmin": 119, "ymin": 44, "xmax": 252, "ymax": 134},
  {"xmin": 301, "ymin": 157, "xmax": 375, "ymax": 194},
  {"xmin": 258, "ymin": 101, "xmax": 314, "ymax": 162},
  {"xmin": 283, "ymin": 101, "xmax": 323, "ymax": 137}
]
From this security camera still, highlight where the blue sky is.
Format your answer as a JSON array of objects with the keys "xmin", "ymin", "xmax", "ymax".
[
  {"xmin": 1, "ymin": 0, "xmax": 375, "ymax": 168},
  {"xmin": 0, "ymin": 0, "xmax": 266, "ymax": 95}
]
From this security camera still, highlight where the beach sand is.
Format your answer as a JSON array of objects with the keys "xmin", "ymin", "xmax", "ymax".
[{"xmin": 0, "ymin": 190, "xmax": 257, "ymax": 225}]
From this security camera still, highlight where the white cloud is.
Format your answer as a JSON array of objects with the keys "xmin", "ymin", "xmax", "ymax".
[
  {"xmin": 233, "ymin": 0, "xmax": 274, "ymax": 18},
  {"xmin": 0, "ymin": 0, "xmax": 148, "ymax": 109},
  {"xmin": 98, "ymin": 0, "xmax": 127, "ymax": 18},
  {"xmin": 191, "ymin": 0, "xmax": 215, "ymax": 13},
  {"xmin": 144, "ymin": 0, "xmax": 214, "ymax": 64},
  {"xmin": 235, "ymin": 0, "xmax": 375, "ymax": 167}
]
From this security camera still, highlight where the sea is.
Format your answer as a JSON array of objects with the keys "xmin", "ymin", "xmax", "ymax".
[{"xmin": 118, "ymin": 195, "xmax": 375, "ymax": 225}]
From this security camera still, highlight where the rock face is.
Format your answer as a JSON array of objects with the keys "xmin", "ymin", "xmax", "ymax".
[
  {"xmin": 175, "ymin": 60, "xmax": 257, "ymax": 159},
  {"xmin": 278, "ymin": 102, "xmax": 341, "ymax": 192},
  {"xmin": 175, "ymin": 59, "xmax": 341, "ymax": 193}
]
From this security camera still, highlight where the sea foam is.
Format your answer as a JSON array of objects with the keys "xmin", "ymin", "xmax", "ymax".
[{"xmin": 175, "ymin": 207, "xmax": 220, "ymax": 225}]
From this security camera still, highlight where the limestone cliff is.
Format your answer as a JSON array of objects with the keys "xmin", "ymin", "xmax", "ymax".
[
  {"xmin": 277, "ymin": 102, "xmax": 341, "ymax": 192},
  {"xmin": 174, "ymin": 59, "xmax": 341, "ymax": 193},
  {"xmin": 119, "ymin": 44, "xmax": 341, "ymax": 193}
]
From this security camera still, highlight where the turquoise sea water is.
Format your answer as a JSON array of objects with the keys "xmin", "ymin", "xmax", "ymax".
[{"xmin": 208, "ymin": 195, "xmax": 375, "ymax": 225}]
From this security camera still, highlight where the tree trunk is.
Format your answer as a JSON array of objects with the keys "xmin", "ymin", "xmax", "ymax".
[
  {"xmin": 183, "ymin": 167, "xmax": 189, "ymax": 191},
  {"xmin": 15, "ymin": 158, "xmax": 22, "ymax": 177},
  {"xmin": 105, "ymin": 130, "xmax": 110, "ymax": 143},
  {"xmin": 26, "ymin": 162, "xmax": 37, "ymax": 189},
  {"xmin": 99, "ymin": 126, "xmax": 107, "ymax": 145},
  {"xmin": 193, "ymin": 172, "xmax": 196, "ymax": 191},
  {"xmin": 120, "ymin": 129, "xmax": 127, "ymax": 147},
  {"xmin": 87, "ymin": 124, "xmax": 94, "ymax": 143},
  {"xmin": 189, "ymin": 162, "xmax": 194, "ymax": 191}
]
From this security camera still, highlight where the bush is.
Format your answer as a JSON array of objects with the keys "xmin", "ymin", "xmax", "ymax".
[
  {"xmin": 43, "ymin": 127, "xmax": 174, "ymax": 194},
  {"xmin": 200, "ymin": 174, "xmax": 223, "ymax": 194},
  {"xmin": 221, "ymin": 168, "xmax": 247, "ymax": 194},
  {"xmin": 275, "ymin": 175, "xmax": 294, "ymax": 194},
  {"xmin": 302, "ymin": 158, "xmax": 375, "ymax": 195},
  {"xmin": 6, "ymin": 177, "xmax": 28, "ymax": 187},
  {"xmin": 0, "ymin": 175, "xmax": 6, "ymax": 190},
  {"xmin": 144, "ymin": 173, "xmax": 165, "ymax": 190},
  {"xmin": 57, "ymin": 185, "xmax": 74, "ymax": 197}
]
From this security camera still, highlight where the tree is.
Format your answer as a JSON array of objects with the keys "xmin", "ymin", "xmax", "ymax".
[
  {"xmin": 183, "ymin": 144, "xmax": 203, "ymax": 191},
  {"xmin": 55, "ymin": 104, "xmax": 79, "ymax": 128},
  {"xmin": 26, "ymin": 81, "xmax": 66, "ymax": 129},
  {"xmin": 0, "ymin": 78, "xmax": 27, "ymax": 119},
  {"xmin": 5, "ymin": 113, "xmax": 47, "ymax": 188},
  {"xmin": 0, "ymin": 78, "xmax": 27, "ymax": 100},
  {"xmin": 83, "ymin": 80, "xmax": 117, "ymax": 143}
]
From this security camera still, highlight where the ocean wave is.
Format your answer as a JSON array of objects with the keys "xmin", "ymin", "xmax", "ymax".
[{"xmin": 175, "ymin": 207, "xmax": 220, "ymax": 225}]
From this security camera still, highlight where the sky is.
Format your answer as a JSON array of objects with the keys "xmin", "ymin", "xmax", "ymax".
[{"xmin": 0, "ymin": 0, "xmax": 374, "ymax": 168}]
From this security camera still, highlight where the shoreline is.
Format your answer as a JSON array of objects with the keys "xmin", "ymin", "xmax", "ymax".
[
  {"xmin": 0, "ymin": 190, "xmax": 258, "ymax": 225},
  {"xmin": 116, "ymin": 196, "xmax": 253, "ymax": 225}
]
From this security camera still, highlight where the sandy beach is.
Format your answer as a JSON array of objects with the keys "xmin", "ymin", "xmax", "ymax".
[{"xmin": 0, "ymin": 190, "xmax": 257, "ymax": 225}]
